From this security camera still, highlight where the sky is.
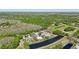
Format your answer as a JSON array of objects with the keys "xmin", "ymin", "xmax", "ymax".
[
  {"xmin": 0, "ymin": 9, "xmax": 79, "ymax": 12},
  {"xmin": 0, "ymin": 0, "xmax": 79, "ymax": 9}
]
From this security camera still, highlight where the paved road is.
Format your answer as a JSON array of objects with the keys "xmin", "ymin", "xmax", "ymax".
[{"xmin": 29, "ymin": 35, "xmax": 64, "ymax": 49}]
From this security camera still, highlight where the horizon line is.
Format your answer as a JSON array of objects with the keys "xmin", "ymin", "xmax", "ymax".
[{"xmin": 0, "ymin": 9, "xmax": 79, "ymax": 12}]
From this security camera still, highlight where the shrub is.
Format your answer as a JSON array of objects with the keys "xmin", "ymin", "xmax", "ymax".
[
  {"xmin": 64, "ymin": 27, "xmax": 75, "ymax": 32},
  {"xmin": 53, "ymin": 30, "xmax": 67, "ymax": 36},
  {"xmin": 0, "ymin": 36, "xmax": 20, "ymax": 49},
  {"xmin": 23, "ymin": 39, "xmax": 30, "ymax": 49},
  {"xmin": 73, "ymin": 30, "xmax": 79, "ymax": 38}
]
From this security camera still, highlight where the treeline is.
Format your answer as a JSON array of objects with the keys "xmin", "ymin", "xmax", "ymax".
[{"xmin": 0, "ymin": 13, "xmax": 79, "ymax": 28}]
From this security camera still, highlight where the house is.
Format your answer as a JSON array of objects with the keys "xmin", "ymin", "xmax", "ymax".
[
  {"xmin": 39, "ymin": 30, "xmax": 52, "ymax": 38},
  {"xmin": 34, "ymin": 32, "xmax": 43, "ymax": 40},
  {"xmin": 24, "ymin": 32, "xmax": 43, "ymax": 43},
  {"xmin": 26, "ymin": 34, "xmax": 33, "ymax": 43},
  {"xmin": 23, "ymin": 30, "xmax": 53, "ymax": 43}
]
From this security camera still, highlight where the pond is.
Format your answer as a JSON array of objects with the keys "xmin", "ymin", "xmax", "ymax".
[
  {"xmin": 29, "ymin": 35, "xmax": 63, "ymax": 49},
  {"xmin": 63, "ymin": 43, "xmax": 73, "ymax": 49}
]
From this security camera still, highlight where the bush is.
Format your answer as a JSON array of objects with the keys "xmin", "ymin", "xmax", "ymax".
[
  {"xmin": 73, "ymin": 30, "xmax": 79, "ymax": 38},
  {"xmin": 23, "ymin": 39, "xmax": 30, "ymax": 49},
  {"xmin": 64, "ymin": 27, "xmax": 75, "ymax": 32},
  {"xmin": 53, "ymin": 30, "xmax": 67, "ymax": 36},
  {"xmin": 52, "ymin": 43, "xmax": 63, "ymax": 49}
]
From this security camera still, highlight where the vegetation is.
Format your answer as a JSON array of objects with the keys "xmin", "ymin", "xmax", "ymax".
[
  {"xmin": 0, "ymin": 12, "xmax": 79, "ymax": 49},
  {"xmin": 0, "ymin": 36, "xmax": 20, "ymax": 49},
  {"xmin": 73, "ymin": 30, "xmax": 79, "ymax": 38},
  {"xmin": 0, "ymin": 21, "xmax": 12, "ymax": 27},
  {"xmin": 52, "ymin": 43, "xmax": 63, "ymax": 49},
  {"xmin": 53, "ymin": 30, "xmax": 68, "ymax": 36},
  {"xmin": 64, "ymin": 27, "xmax": 75, "ymax": 32},
  {"xmin": 23, "ymin": 39, "xmax": 30, "ymax": 49}
]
